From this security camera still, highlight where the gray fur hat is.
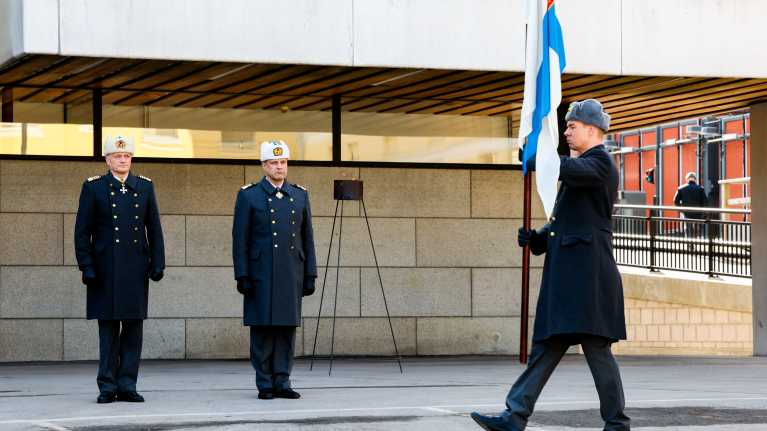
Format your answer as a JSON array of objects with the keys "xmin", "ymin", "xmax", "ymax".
[{"xmin": 564, "ymin": 99, "xmax": 611, "ymax": 132}]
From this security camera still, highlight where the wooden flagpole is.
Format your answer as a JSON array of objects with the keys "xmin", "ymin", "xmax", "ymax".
[{"xmin": 520, "ymin": 169, "xmax": 532, "ymax": 364}]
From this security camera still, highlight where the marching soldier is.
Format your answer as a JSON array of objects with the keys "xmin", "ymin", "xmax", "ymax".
[
  {"xmin": 74, "ymin": 135, "xmax": 165, "ymax": 404},
  {"xmin": 232, "ymin": 140, "xmax": 317, "ymax": 400},
  {"xmin": 471, "ymin": 100, "xmax": 630, "ymax": 431}
]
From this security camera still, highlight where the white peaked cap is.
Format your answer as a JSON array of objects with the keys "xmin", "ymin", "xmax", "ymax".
[
  {"xmin": 260, "ymin": 140, "xmax": 290, "ymax": 161},
  {"xmin": 103, "ymin": 135, "xmax": 135, "ymax": 156}
]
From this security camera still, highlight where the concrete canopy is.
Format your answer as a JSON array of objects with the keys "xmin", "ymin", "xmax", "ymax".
[
  {"xmin": 1, "ymin": 0, "xmax": 767, "ymax": 132},
  {"xmin": 1, "ymin": 55, "xmax": 766, "ymax": 133}
]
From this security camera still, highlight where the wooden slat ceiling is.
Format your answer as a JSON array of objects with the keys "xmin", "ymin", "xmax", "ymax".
[{"xmin": 1, "ymin": 54, "xmax": 766, "ymax": 132}]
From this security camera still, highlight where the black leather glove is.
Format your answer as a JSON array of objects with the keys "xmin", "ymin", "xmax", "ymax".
[
  {"xmin": 149, "ymin": 269, "xmax": 164, "ymax": 282},
  {"xmin": 518, "ymin": 227, "xmax": 536, "ymax": 248},
  {"xmin": 236, "ymin": 277, "xmax": 254, "ymax": 295},
  {"xmin": 81, "ymin": 266, "xmax": 97, "ymax": 287},
  {"xmin": 303, "ymin": 277, "xmax": 316, "ymax": 297}
]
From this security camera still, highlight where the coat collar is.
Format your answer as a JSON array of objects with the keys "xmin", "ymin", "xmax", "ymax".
[
  {"xmin": 579, "ymin": 144, "xmax": 605, "ymax": 158},
  {"xmin": 258, "ymin": 176, "xmax": 291, "ymax": 196},
  {"xmin": 107, "ymin": 171, "xmax": 138, "ymax": 190}
]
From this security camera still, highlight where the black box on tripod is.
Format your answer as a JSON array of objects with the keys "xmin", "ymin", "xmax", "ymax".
[{"xmin": 334, "ymin": 180, "xmax": 363, "ymax": 201}]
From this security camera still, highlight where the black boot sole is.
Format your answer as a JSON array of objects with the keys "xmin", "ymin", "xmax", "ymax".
[{"xmin": 470, "ymin": 413, "xmax": 507, "ymax": 431}]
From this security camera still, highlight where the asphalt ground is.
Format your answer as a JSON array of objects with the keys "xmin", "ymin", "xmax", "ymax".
[{"xmin": 2, "ymin": 355, "xmax": 767, "ymax": 430}]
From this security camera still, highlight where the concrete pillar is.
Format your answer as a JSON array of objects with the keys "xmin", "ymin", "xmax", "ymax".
[{"xmin": 751, "ymin": 102, "xmax": 767, "ymax": 355}]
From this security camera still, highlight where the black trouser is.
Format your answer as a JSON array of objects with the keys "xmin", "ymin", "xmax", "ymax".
[
  {"xmin": 97, "ymin": 320, "xmax": 143, "ymax": 394},
  {"xmin": 502, "ymin": 335, "xmax": 630, "ymax": 431},
  {"xmin": 249, "ymin": 326, "xmax": 296, "ymax": 392}
]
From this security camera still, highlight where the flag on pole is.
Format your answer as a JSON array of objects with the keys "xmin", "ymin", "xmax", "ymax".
[{"xmin": 518, "ymin": 0, "xmax": 566, "ymax": 218}]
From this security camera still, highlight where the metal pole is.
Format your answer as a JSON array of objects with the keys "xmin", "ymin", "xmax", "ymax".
[
  {"xmin": 92, "ymin": 89, "xmax": 102, "ymax": 158},
  {"xmin": 332, "ymin": 95, "xmax": 341, "ymax": 162},
  {"xmin": 649, "ymin": 210, "xmax": 658, "ymax": 272},
  {"xmin": 1, "ymin": 87, "xmax": 13, "ymax": 122},
  {"xmin": 520, "ymin": 171, "xmax": 532, "ymax": 364},
  {"xmin": 706, "ymin": 212, "xmax": 716, "ymax": 278},
  {"xmin": 361, "ymin": 199, "xmax": 403, "ymax": 373},
  {"xmin": 310, "ymin": 199, "xmax": 340, "ymax": 371},
  {"xmin": 328, "ymin": 200, "xmax": 344, "ymax": 376},
  {"xmin": 655, "ymin": 126, "xmax": 663, "ymax": 206}
]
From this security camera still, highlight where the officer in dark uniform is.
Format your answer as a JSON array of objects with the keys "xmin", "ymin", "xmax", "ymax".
[
  {"xmin": 472, "ymin": 100, "xmax": 630, "ymax": 431},
  {"xmin": 232, "ymin": 140, "xmax": 317, "ymax": 400},
  {"xmin": 674, "ymin": 172, "xmax": 708, "ymax": 240},
  {"xmin": 74, "ymin": 135, "xmax": 165, "ymax": 404}
]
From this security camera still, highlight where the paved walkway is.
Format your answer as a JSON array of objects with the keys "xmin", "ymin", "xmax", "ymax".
[{"xmin": 2, "ymin": 355, "xmax": 767, "ymax": 430}]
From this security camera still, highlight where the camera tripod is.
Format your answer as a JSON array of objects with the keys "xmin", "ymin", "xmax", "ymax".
[{"xmin": 308, "ymin": 180, "xmax": 403, "ymax": 375}]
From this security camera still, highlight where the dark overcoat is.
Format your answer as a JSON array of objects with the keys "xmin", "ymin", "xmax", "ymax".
[
  {"xmin": 74, "ymin": 172, "xmax": 165, "ymax": 320},
  {"xmin": 232, "ymin": 177, "xmax": 318, "ymax": 326},
  {"xmin": 528, "ymin": 145, "xmax": 626, "ymax": 342},
  {"xmin": 674, "ymin": 181, "xmax": 708, "ymax": 219}
]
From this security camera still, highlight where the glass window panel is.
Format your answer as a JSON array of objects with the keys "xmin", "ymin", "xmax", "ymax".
[
  {"xmin": 0, "ymin": 122, "xmax": 93, "ymax": 156},
  {"xmin": 0, "ymin": 123, "xmax": 23, "ymax": 154},
  {"xmin": 14, "ymin": 99, "xmax": 95, "ymax": 125},
  {"xmin": 102, "ymin": 127, "xmax": 330, "ymax": 160},
  {"xmin": 66, "ymin": 102, "xmax": 94, "ymax": 124},
  {"xmin": 14, "ymin": 102, "xmax": 65, "ymax": 124},
  {"xmin": 100, "ymin": 105, "xmax": 332, "ymax": 160},
  {"xmin": 103, "ymin": 105, "xmax": 143, "ymax": 127},
  {"xmin": 26, "ymin": 123, "xmax": 93, "ymax": 156},
  {"xmin": 341, "ymin": 109, "xmax": 517, "ymax": 164},
  {"xmin": 2, "ymin": 96, "xmax": 95, "ymax": 155}
]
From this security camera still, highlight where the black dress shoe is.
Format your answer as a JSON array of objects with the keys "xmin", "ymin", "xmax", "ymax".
[
  {"xmin": 116, "ymin": 391, "xmax": 145, "ymax": 402},
  {"xmin": 274, "ymin": 388, "xmax": 301, "ymax": 400},
  {"xmin": 274, "ymin": 388, "xmax": 301, "ymax": 399},
  {"xmin": 97, "ymin": 392, "xmax": 116, "ymax": 404},
  {"xmin": 470, "ymin": 412, "xmax": 516, "ymax": 431},
  {"xmin": 258, "ymin": 390, "xmax": 274, "ymax": 400}
]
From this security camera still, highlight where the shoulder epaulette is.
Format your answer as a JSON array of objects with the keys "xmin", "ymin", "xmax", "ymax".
[
  {"xmin": 294, "ymin": 183, "xmax": 307, "ymax": 191},
  {"xmin": 137, "ymin": 175, "xmax": 152, "ymax": 182},
  {"xmin": 86, "ymin": 175, "xmax": 101, "ymax": 182},
  {"xmin": 241, "ymin": 183, "xmax": 254, "ymax": 190}
]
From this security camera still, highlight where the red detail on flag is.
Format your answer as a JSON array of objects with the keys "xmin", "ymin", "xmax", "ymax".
[{"xmin": 547, "ymin": 0, "xmax": 555, "ymax": 8}]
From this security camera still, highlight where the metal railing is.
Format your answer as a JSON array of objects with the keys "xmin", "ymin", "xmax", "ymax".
[{"xmin": 612, "ymin": 204, "xmax": 751, "ymax": 278}]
